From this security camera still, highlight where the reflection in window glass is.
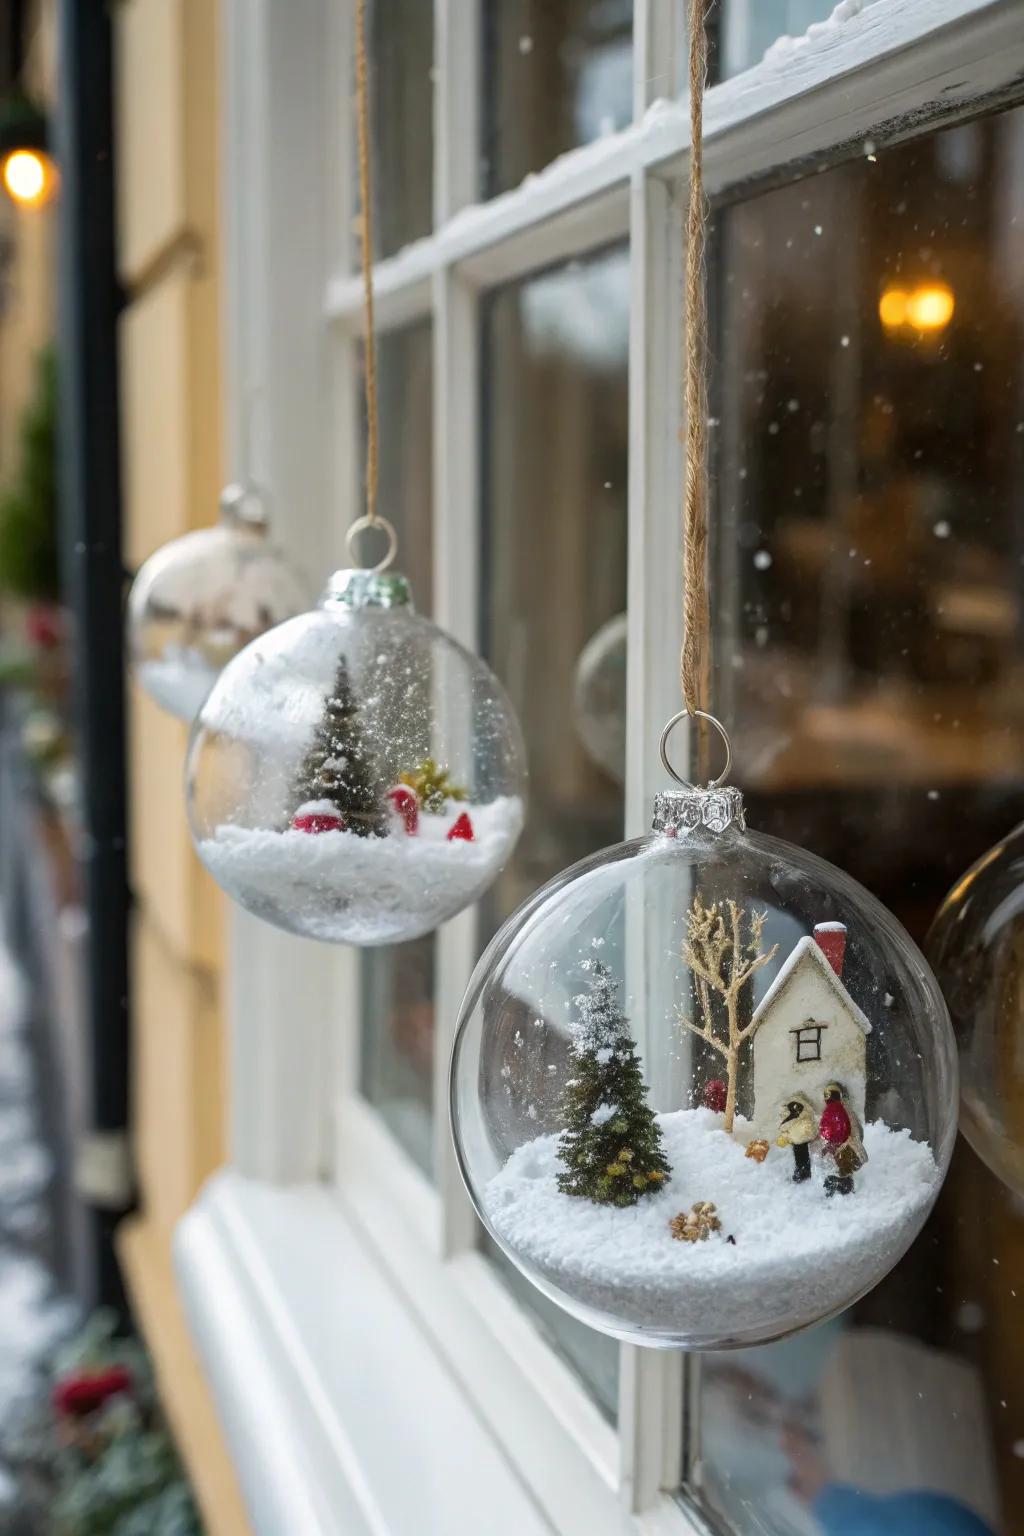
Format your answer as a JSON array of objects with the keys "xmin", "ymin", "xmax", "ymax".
[
  {"xmin": 365, "ymin": 0, "xmax": 433, "ymax": 259},
  {"xmin": 482, "ymin": 1, "xmax": 633, "ymax": 198},
  {"xmin": 479, "ymin": 245, "xmax": 629, "ymax": 1421},
  {"xmin": 358, "ymin": 321, "xmax": 436, "ymax": 1177},
  {"xmin": 718, "ymin": 1, "xmax": 884, "ymax": 80},
  {"xmin": 692, "ymin": 108, "xmax": 1024, "ymax": 1532}
]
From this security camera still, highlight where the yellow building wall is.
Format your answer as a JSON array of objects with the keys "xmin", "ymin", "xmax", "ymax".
[{"xmin": 114, "ymin": 3, "xmax": 248, "ymax": 1531}]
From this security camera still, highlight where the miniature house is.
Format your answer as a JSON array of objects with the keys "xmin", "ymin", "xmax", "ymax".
[{"xmin": 750, "ymin": 922, "xmax": 870, "ymax": 1138}]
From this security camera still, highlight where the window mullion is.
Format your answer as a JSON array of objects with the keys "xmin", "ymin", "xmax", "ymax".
[
  {"xmin": 432, "ymin": 0, "xmax": 483, "ymax": 1257},
  {"xmin": 620, "ymin": 153, "xmax": 688, "ymax": 1509}
]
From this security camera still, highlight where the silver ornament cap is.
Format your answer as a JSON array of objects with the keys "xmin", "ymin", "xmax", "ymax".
[
  {"xmin": 320, "ymin": 568, "xmax": 414, "ymax": 611},
  {"xmin": 652, "ymin": 784, "xmax": 746, "ymax": 837}
]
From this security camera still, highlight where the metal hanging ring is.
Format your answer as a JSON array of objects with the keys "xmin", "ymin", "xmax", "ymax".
[
  {"xmin": 346, "ymin": 514, "xmax": 398, "ymax": 574},
  {"xmin": 659, "ymin": 708, "xmax": 733, "ymax": 791}
]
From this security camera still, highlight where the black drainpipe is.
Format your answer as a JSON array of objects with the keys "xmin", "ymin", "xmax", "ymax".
[{"xmin": 53, "ymin": 0, "xmax": 132, "ymax": 1311}]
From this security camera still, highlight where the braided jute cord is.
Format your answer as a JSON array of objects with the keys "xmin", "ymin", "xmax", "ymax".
[
  {"xmin": 355, "ymin": 0, "xmax": 379, "ymax": 526},
  {"xmin": 681, "ymin": 0, "xmax": 711, "ymax": 720}
]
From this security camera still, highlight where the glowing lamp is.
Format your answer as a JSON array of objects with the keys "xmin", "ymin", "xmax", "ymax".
[
  {"xmin": 879, "ymin": 281, "xmax": 954, "ymax": 337},
  {"xmin": 2, "ymin": 149, "xmax": 56, "ymax": 208}
]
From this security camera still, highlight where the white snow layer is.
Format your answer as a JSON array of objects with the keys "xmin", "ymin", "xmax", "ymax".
[
  {"xmin": 199, "ymin": 795, "xmax": 524, "ymax": 944},
  {"xmin": 137, "ymin": 646, "xmax": 219, "ymax": 721},
  {"xmin": 485, "ymin": 1108, "xmax": 939, "ymax": 1345}
]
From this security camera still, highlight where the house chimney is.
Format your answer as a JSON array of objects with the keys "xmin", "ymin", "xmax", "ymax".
[{"xmin": 813, "ymin": 922, "xmax": 847, "ymax": 976}]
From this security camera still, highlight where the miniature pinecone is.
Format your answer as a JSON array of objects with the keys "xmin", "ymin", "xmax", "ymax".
[
  {"xmin": 745, "ymin": 1139, "xmax": 770, "ymax": 1164},
  {"xmin": 669, "ymin": 1200, "xmax": 721, "ymax": 1243}
]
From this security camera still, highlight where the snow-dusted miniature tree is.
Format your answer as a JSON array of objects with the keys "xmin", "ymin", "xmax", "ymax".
[
  {"xmin": 678, "ymin": 896, "xmax": 779, "ymax": 1134},
  {"xmin": 557, "ymin": 958, "xmax": 671, "ymax": 1206},
  {"xmin": 294, "ymin": 654, "xmax": 387, "ymax": 837}
]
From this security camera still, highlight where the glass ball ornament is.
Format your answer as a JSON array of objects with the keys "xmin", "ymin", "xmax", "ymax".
[
  {"xmin": 451, "ymin": 752, "xmax": 957, "ymax": 1350},
  {"xmin": 928, "ymin": 822, "xmax": 1024, "ymax": 1196},
  {"xmin": 127, "ymin": 483, "xmax": 307, "ymax": 722},
  {"xmin": 186, "ymin": 559, "xmax": 527, "ymax": 945}
]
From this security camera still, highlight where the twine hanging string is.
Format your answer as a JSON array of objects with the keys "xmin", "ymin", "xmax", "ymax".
[
  {"xmin": 681, "ymin": 0, "xmax": 712, "ymax": 726},
  {"xmin": 355, "ymin": 0, "xmax": 379, "ymax": 528}
]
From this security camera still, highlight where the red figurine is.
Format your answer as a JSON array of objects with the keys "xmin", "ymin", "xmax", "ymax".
[
  {"xmin": 819, "ymin": 1081, "xmax": 866, "ymax": 1197},
  {"xmin": 447, "ymin": 811, "xmax": 474, "ymax": 842},
  {"xmin": 292, "ymin": 800, "xmax": 345, "ymax": 834},
  {"xmin": 388, "ymin": 785, "xmax": 420, "ymax": 835},
  {"xmin": 702, "ymin": 1078, "xmax": 728, "ymax": 1113}
]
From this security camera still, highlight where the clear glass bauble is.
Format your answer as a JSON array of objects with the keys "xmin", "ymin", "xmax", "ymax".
[
  {"xmin": 186, "ymin": 567, "xmax": 527, "ymax": 945},
  {"xmin": 928, "ymin": 822, "xmax": 1024, "ymax": 1196},
  {"xmin": 127, "ymin": 485, "xmax": 307, "ymax": 722},
  {"xmin": 451, "ymin": 786, "xmax": 957, "ymax": 1350}
]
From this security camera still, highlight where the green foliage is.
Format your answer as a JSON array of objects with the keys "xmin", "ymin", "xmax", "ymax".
[
  {"xmin": 557, "ymin": 959, "xmax": 672, "ymax": 1207},
  {"xmin": 294, "ymin": 653, "xmax": 387, "ymax": 836},
  {"xmin": 0, "ymin": 1312, "xmax": 202, "ymax": 1536},
  {"xmin": 0, "ymin": 348, "xmax": 59, "ymax": 602},
  {"xmin": 398, "ymin": 757, "xmax": 467, "ymax": 814}
]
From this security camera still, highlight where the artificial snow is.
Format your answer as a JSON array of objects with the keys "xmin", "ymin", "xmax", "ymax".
[
  {"xmin": 485, "ymin": 1108, "xmax": 939, "ymax": 1345},
  {"xmin": 198, "ymin": 795, "xmax": 524, "ymax": 944},
  {"xmin": 137, "ymin": 645, "xmax": 219, "ymax": 720}
]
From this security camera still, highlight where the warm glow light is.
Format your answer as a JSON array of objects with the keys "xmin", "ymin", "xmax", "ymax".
[
  {"xmin": 906, "ymin": 283, "xmax": 955, "ymax": 331},
  {"xmin": 878, "ymin": 287, "xmax": 908, "ymax": 329},
  {"xmin": 2, "ymin": 149, "xmax": 56, "ymax": 208},
  {"xmin": 879, "ymin": 280, "xmax": 955, "ymax": 336}
]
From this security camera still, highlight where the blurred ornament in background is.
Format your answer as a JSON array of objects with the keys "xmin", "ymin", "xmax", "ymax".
[
  {"xmin": 928, "ymin": 823, "xmax": 1024, "ymax": 1196},
  {"xmin": 186, "ymin": 538, "xmax": 527, "ymax": 946},
  {"xmin": 127, "ymin": 482, "xmax": 307, "ymax": 722},
  {"xmin": 573, "ymin": 611, "xmax": 627, "ymax": 784},
  {"xmin": 451, "ymin": 740, "xmax": 957, "ymax": 1350}
]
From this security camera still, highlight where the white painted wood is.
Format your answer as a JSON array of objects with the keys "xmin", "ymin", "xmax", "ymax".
[
  {"xmin": 176, "ymin": 1172, "xmax": 553, "ymax": 1536},
  {"xmin": 327, "ymin": 0, "xmax": 1023, "ymax": 328},
  {"xmin": 434, "ymin": 0, "xmax": 481, "ymax": 224},
  {"xmin": 619, "ymin": 158, "xmax": 688, "ymax": 1515},
  {"xmin": 222, "ymin": 0, "xmax": 353, "ymax": 1182}
]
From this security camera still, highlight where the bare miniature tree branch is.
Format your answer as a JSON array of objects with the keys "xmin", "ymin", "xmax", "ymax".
[{"xmin": 678, "ymin": 894, "xmax": 779, "ymax": 1133}]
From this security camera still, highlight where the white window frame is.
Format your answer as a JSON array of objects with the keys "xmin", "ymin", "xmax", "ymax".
[{"xmin": 176, "ymin": 5, "xmax": 1024, "ymax": 1535}]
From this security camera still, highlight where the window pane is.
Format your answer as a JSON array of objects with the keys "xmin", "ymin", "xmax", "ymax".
[
  {"xmin": 479, "ymin": 245, "xmax": 629, "ymax": 1421},
  {"xmin": 358, "ymin": 320, "xmax": 436, "ymax": 1177},
  {"xmin": 718, "ymin": 1, "xmax": 883, "ymax": 80},
  {"xmin": 690, "ymin": 107, "xmax": 1024, "ymax": 1530},
  {"xmin": 482, "ymin": 1, "xmax": 633, "ymax": 198},
  {"xmin": 365, "ymin": 0, "xmax": 433, "ymax": 259}
]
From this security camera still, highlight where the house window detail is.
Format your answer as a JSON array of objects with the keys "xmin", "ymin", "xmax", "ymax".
[{"xmin": 791, "ymin": 1023, "xmax": 826, "ymax": 1063}]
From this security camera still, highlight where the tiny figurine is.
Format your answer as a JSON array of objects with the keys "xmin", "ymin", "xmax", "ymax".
[
  {"xmin": 819, "ymin": 1081, "xmax": 867, "ymax": 1196},
  {"xmin": 748, "ymin": 921, "xmax": 870, "ymax": 1140},
  {"xmin": 669, "ymin": 1201, "xmax": 722, "ymax": 1243},
  {"xmin": 745, "ymin": 1138, "xmax": 770, "ymax": 1164},
  {"xmin": 776, "ymin": 1094, "xmax": 818, "ymax": 1183},
  {"xmin": 447, "ymin": 811, "xmax": 475, "ymax": 842},
  {"xmin": 387, "ymin": 784, "xmax": 420, "ymax": 835},
  {"xmin": 399, "ymin": 757, "xmax": 468, "ymax": 814},
  {"xmin": 701, "ymin": 1078, "xmax": 727, "ymax": 1113},
  {"xmin": 292, "ymin": 800, "xmax": 345, "ymax": 835}
]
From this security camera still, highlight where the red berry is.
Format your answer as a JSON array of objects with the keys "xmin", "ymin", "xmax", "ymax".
[
  {"xmin": 447, "ymin": 811, "xmax": 474, "ymax": 842},
  {"xmin": 388, "ymin": 785, "xmax": 420, "ymax": 835},
  {"xmin": 702, "ymin": 1078, "xmax": 728, "ymax": 1113},
  {"xmin": 53, "ymin": 1365, "xmax": 133, "ymax": 1418}
]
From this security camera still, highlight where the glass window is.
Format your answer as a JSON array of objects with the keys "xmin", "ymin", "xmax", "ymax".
[
  {"xmin": 479, "ymin": 244, "xmax": 630, "ymax": 1420},
  {"xmin": 717, "ymin": 1, "xmax": 876, "ymax": 80},
  {"xmin": 482, "ymin": 0, "xmax": 633, "ymax": 198},
  {"xmin": 690, "ymin": 104, "xmax": 1024, "ymax": 1532},
  {"xmin": 358, "ymin": 320, "xmax": 437, "ymax": 1177},
  {"xmin": 366, "ymin": 0, "xmax": 433, "ymax": 259}
]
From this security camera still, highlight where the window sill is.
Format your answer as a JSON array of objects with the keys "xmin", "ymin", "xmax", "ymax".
[{"xmin": 175, "ymin": 1169, "xmax": 700, "ymax": 1536}]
